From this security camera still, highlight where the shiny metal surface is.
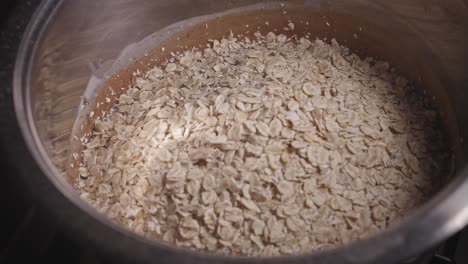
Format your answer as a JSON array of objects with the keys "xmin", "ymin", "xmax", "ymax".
[{"xmin": 13, "ymin": 0, "xmax": 468, "ymax": 263}]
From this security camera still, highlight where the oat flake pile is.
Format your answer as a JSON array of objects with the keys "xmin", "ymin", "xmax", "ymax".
[{"xmin": 77, "ymin": 32, "xmax": 450, "ymax": 256}]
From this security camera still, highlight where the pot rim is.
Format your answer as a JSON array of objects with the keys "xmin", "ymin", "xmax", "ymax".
[{"xmin": 11, "ymin": 1, "xmax": 468, "ymax": 263}]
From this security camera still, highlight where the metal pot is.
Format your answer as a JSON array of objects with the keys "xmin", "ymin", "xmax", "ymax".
[{"xmin": 7, "ymin": 0, "xmax": 468, "ymax": 263}]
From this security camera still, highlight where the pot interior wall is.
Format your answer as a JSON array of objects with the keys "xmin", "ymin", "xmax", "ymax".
[{"xmin": 26, "ymin": 0, "xmax": 467, "ymax": 202}]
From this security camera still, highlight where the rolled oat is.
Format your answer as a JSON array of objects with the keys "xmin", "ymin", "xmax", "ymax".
[{"xmin": 77, "ymin": 32, "xmax": 450, "ymax": 256}]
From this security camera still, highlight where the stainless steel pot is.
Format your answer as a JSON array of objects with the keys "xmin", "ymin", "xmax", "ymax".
[{"xmin": 9, "ymin": 0, "xmax": 468, "ymax": 263}]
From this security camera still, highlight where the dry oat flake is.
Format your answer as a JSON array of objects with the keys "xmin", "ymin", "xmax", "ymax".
[{"xmin": 77, "ymin": 32, "xmax": 450, "ymax": 256}]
